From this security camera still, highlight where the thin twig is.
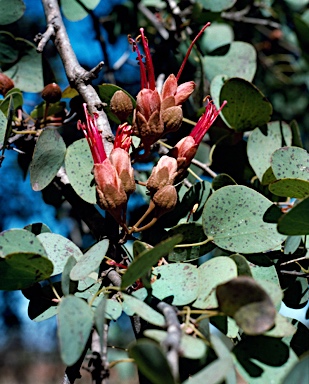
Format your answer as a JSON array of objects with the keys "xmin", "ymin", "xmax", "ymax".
[
  {"xmin": 222, "ymin": 8, "xmax": 281, "ymax": 29},
  {"xmin": 280, "ymin": 270, "xmax": 309, "ymax": 277},
  {"xmin": 191, "ymin": 159, "xmax": 217, "ymax": 178},
  {"xmin": 280, "ymin": 255, "xmax": 309, "ymax": 266}
]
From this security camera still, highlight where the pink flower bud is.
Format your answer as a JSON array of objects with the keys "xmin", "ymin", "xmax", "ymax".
[
  {"xmin": 152, "ymin": 185, "xmax": 178, "ymax": 215},
  {"xmin": 146, "ymin": 155, "xmax": 178, "ymax": 194},
  {"xmin": 110, "ymin": 148, "xmax": 135, "ymax": 195}
]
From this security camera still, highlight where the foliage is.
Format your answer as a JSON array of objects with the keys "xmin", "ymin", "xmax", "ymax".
[{"xmin": 0, "ymin": 0, "xmax": 309, "ymax": 383}]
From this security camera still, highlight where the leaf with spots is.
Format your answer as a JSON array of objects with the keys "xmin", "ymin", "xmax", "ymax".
[
  {"xmin": 65, "ymin": 138, "xmax": 96, "ymax": 204},
  {"xmin": 0, "ymin": 229, "xmax": 47, "ymax": 258},
  {"xmin": 37, "ymin": 233, "xmax": 83, "ymax": 276},
  {"xmin": 58, "ymin": 295, "xmax": 93, "ymax": 366},
  {"xmin": 247, "ymin": 122, "xmax": 292, "ymax": 181},
  {"xmin": 30, "ymin": 129, "xmax": 66, "ymax": 191},
  {"xmin": 269, "ymin": 178, "xmax": 309, "ymax": 198},
  {"xmin": 219, "ymin": 77, "xmax": 273, "ymax": 132},
  {"xmin": 277, "ymin": 196, "xmax": 309, "ymax": 235},
  {"xmin": 271, "ymin": 146, "xmax": 309, "ymax": 180},
  {"xmin": 193, "ymin": 256, "xmax": 238, "ymax": 309},
  {"xmin": 0, "ymin": 252, "xmax": 53, "ymax": 290},
  {"xmin": 70, "ymin": 239, "xmax": 109, "ymax": 280},
  {"xmin": 24, "ymin": 222, "xmax": 51, "ymax": 235},
  {"xmin": 151, "ymin": 263, "xmax": 199, "ymax": 305},
  {"xmin": 202, "ymin": 185, "xmax": 286, "ymax": 253}
]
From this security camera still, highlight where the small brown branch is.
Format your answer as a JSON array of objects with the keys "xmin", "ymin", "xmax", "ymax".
[
  {"xmin": 191, "ymin": 159, "xmax": 218, "ymax": 178},
  {"xmin": 280, "ymin": 270, "xmax": 309, "ymax": 277},
  {"xmin": 222, "ymin": 7, "xmax": 281, "ymax": 29},
  {"xmin": 40, "ymin": 0, "xmax": 114, "ymax": 155}
]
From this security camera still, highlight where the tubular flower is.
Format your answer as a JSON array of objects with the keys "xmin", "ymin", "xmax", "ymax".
[
  {"xmin": 146, "ymin": 155, "xmax": 178, "ymax": 195},
  {"xmin": 172, "ymin": 99, "xmax": 227, "ymax": 178},
  {"xmin": 129, "ymin": 23, "xmax": 211, "ymax": 152},
  {"xmin": 77, "ymin": 104, "xmax": 135, "ymax": 229}
]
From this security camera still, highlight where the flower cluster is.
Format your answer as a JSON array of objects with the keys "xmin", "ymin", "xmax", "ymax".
[{"xmin": 78, "ymin": 23, "xmax": 227, "ymax": 233}]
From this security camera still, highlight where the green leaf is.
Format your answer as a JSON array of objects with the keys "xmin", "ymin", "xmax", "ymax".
[
  {"xmin": 284, "ymin": 236, "xmax": 302, "ymax": 255},
  {"xmin": 61, "ymin": 0, "xmax": 100, "ymax": 21},
  {"xmin": 269, "ymin": 178, "xmax": 309, "ymax": 198},
  {"xmin": 37, "ymin": 233, "xmax": 83, "ymax": 276},
  {"xmin": 166, "ymin": 223, "xmax": 214, "ymax": 262},
  {"xmin": 0, "ymin": 252, "xmax": 53, "ymax": 290},
  {"xmin": 121, "ymin": 235, "xmax": 183, "ymax": 289},
  {"xmin": 151, "ymin": 263, "xmax": 199, "ymax": 305},
  {"xmin": 230, "ymin": 254, "xmax": 252, "ymax": 276},
  {"xmin": 58, "ymin": 295, "xmax": 93, "ymax": 366},
  {"xmin": 24, "ymin": 222, "xmax": 51, "ymax": 235},
  {"xmin": 193, "ymin": 256, "xmax": 238, "ymax": 309},
  {"xmin": 3, "ymin": 37, "xmax": 43, "ymax": 92},
  {"xmin": 122, "ymin": 294, "xmax": 165, "ymax": 327},
  {"xmin": 0, "ymin": 0, "xmax": 25, "ymax": 25},
  {"xmin": 219, "ymin": 78, "xmax": 273, "ymax": 132},
  {"xmin": 282, "ymin": 355, "xmax": 309, "ymax": 384},
  {"xmin": 144, "ymin": 329, "xmax": 207, "ymax": 359},
  {"xmin": 70, "ymin": 239, "xmax": 109, "ymax": 280},
  {"xmin": 0, "ymin": 31, "xmax": 18, "ymax": 64},
  {"xmin": 198, "ymin": 0, "xmax": 236, "ymax": 12},
  {"xmin": 277, "ymin": 196, "xmax": 309, "ymax": 235},
  {"xmin": 0, "ymin": 88, "xmax": 23, "ymax": 115},
  {"xmin": 133, "ymin": 241, "xmax": 153, "ymax": 258},
  {"xmin": 0, "ymin": 109, "xmax": 7, "ymax": 145},
  {"xmin": 30, "ymin": 129, "xmax": 66, "ymax": 191},
  {"xmin": 97, "ymin": 84, "xmax": 136, "ymax": 124},
  {"xmin": 128, "ymin": 339, "xmax": 175, "ymax": 384},
  {"xmin": 247, "ymin": 121, "xmax": 292, "ymax": 181},
  {"xmin": 65, "ymin": 138, "xmax": 96, "ymax": 204},
  {"xmin": 265, "ymin": 313, "xmax": 296, "ymax": 338},
  {"xmin": 30, "ymin": 101, "xmax": 66, "ymax": 120},
  {"xmin": 212, "ymin": 173, "xmax": 237, "ymax": 190},
  {"xmin": 182, "ymin": 356, "xmax": 234, "ymax": 384},
  {"xmin": 200, "ymin": 22, "xmax": 234, "ymax": 53},
  {"xmin": 203, "ymin": 42, "xmax": 257, "ymax": 82},
  {"xmin": 216, "ymin": 276, "xmax": 276, "ymax": 335},
  {"xmin": 271, "ymin": 146, "xmax": 309, "ymax": 181},
  {"xmin": 202, "ymin": 185, "xmax": 286, "ymax": 253},
  {"xmin": 27, "ymin": 282, "xmax": 60, "ymax": 321},
  {"xmin": 61, "ymin": 256, "xmax": 78, "ymax": 296},
  {"xmin": 0, "ymin": 228, "xmax": 47, "ymax": 257}
]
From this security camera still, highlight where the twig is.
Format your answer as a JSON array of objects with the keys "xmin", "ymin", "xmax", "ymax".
[
  {"xmin": 280, "ymin": 270, "xmax": 309, "ymax": 277},
  {"xmin": 280, "ymin": 255, "xmax": 309, "ymax": 266},
  {"xmin": 222, "ymin": 7, "xmax": 281, "ymax": 29},
  {"xmin": 157, "ymin": 302, "xmax": 182, "ymax": 382},
  {"xmin": 39, "ymin": 0, "xmax": 114, "ymax": 155},
  {"xmin": 191, "ymin": 159, "xmax": 217, "ymax": 178},
  {"xmin": 138, "ymin": 3, "xmax": 169, "ymax": 40}
]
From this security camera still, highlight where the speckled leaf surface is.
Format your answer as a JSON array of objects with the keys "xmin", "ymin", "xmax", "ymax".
[
  {"xmin": 202, "ymin": 185, "xmax": 286, "ymax": 253},
  {"xmin": 58, "ymin": 295, "xmax": 93, "ymax": 366},
  {"xmin": 219, "ymin": 78, "xmax": 272, "ymax": 132},
  {"xmin": 203, "ymin": 42, "xmax": 257, "ymax": 82},
  {"xmin": 151, "ymin": 263, "xmax": 199, "ymax": 305},
  {"xmin": 122, "ymin": 293, "xmax": 165, "ymax": 327},
  {"xmin": 247, "ymin": 121, "xmax": 292, "ymax": 181},
  {"xmin": 0, "ymin": 229, "xmax": 47, "ymax": 258},
  {"xmin": 0, "ymin": 0, "xmax": 25, "ymax": 25},
  {"xmin": 37, "ymin": 233, "xmax": 83, "ymax": 276},
  {"xmin": 65, "ymin": 138, "xmax": 96, "ymax": 204},
  {"xmin": 30, "ymin": 129, "xmax": 66, "ymax": 191},
  {"xmin": 277, "ymin": 196, "xmax": 309, "ymax": 235},
  {"xmin": 61, "ymin": 0, "xmax": 100, "ymax": 21},
  {"xmin": 269, "ymin": 178, "xmax": 309, "ymax": 198},
  {"xmin": 144, "ymin": 329, "xmax": 207, "ymax": 359},
  {"xmin": 271, "ymin": 146, "xmax": 309, "ymax": 180},
  {"xmin": 0, "ymin": 252, "xmax": 53, "ymax": 290},
  {"xmin": 70, "ymin": 239, "xmax": 109, "ymax": 280},
  {"xmin": 193, "ymin": 256, "xmax": 237, "ymax": 309}
]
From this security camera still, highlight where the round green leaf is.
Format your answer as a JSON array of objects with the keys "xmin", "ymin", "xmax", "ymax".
[
  {"xmin": 37, "ymin": 233, "xmax": 83, "ymax": 276},
  {"xmin": 193, "ymin": 256, "xmax": 237, "ymax": 309},
  {"xmin": 216, "ymin": 276, "xmax": 276, "ymax": 335},
  {"xmin": 61, "ymin": 256, "xmax": 78, "ymax": 296},
  {"xmin": 0, "ymin": 252, "xmax": 53, "ymax": 290},
  {"xmin": 0, "ymin": 88, "xmax": 23, "ymax": 115},
  {"xmin": 203, "ymin": 42, "xmax": 257, "ymax": 82},
  {"xmin": 70, "ymin": 239, "xmax": 109, "ymax": 281},
  {"xmin": 121, "ymin": 235, "xmax": 183, "ymax": 289},
  {"xmin": 0, "ymin": 109, "xmax": 7, "ymax": 145},
  {"xmin": 282, "ymin": 355, "xmax": 309, "ymax": 384},
  {"xmin": 212, "ymin": 173, "xmax": 237, "ymax": 191},
  {"xmin": 269, "ymin": 178, "xmax": 309, "ymax": 198},
  {"xmin": 230, "ymin": 254, "xmax": 252, "ymax": 277},
  {"xmin": 4, "ymin": 37, "xmax": 43, "ymax": 92},
  {"xmin": 0, "ymin": 228, "xmax": 47, "ymax": 257},
  {"xmin": 144, "ymin": 330, "xmax": 207, "ymax": 359},
  {"xmin": 265, "ymin": 314, "xmax": 296, "ymax": 338},
  {"xmin": 61, "ymin": 0, "xmax": 100, "ymax": 21},
  {"xmin": 219, "ymin": 78, "xmax": 273, "ymax": 132},
  {"xmin": 30, "ymin": 129, "xmax": 66, "ymax": 191},
  {"xmin": 151, "ymin": 263, "xmax": 199, "ymax": 305},
  {"xmin": 277, "ymin": 196, "xmax": 309, "ymax": 235},
  {"xmin": 247, "ymin": 121, "xmax": 292, "ymax": 181},
  {"xmin": 65, "ymin": 138, "xmax": 96, "ymax": 204},
  {"xmin": 271, "ymin": 146, "xmax": 309, "ymax": 181},
  {"xmin": 128, "ymin": 339, "xmax": 175, "ymax": 384},
  {"xmin": 0, "ymin": 0, "xmax": 25, "ymax": 25},
  {"xmin": 198, "ymin": 0, "xmax": 236, "ymax": 12},
  {"xmin": 58, "ymin": 295, "xmax": 93, "ymax": 366},
  {"xmin": 202, "ymin": 185, "xmax": 286, "ymax": 253},
  {"xmin": 0, "ymin": 31, "xmax": 18, "ymax": 64},
  {"xmin": 24, "ymin": 222, "xmax": 51, "ymax": 235},
  {"xmin": 122, "ymin": 293, "xmax": 165, "ymax": 327},
  {"xmin": 200, "ymin": 23, "xmax": 234, "ymax": 53}
]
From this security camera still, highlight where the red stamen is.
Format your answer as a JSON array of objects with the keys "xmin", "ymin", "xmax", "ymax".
[
  {"xmin": 190, "ymin": 99, "xmax": 227, "ymax": 144},
  {"xmin": 139, "ymin": 28, "xmax": 156, "ymax": 90},
  {"xmin": 114, "ymin": 123, "xmax": 133, "ymax": 152},
  {"xmin": 176, "ymin": 22, "xmax": 211, "ymax": 82},
  {"xmin": 130, "ymin": 36, "xmax": 148, "ymax": 89}
]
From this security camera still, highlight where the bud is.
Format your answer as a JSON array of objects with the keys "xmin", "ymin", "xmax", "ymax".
[
  {"xmin": 152, "ymin": 185, "xmax": 178, "ymax": 215},
  {"xmin": 110, "ymin": 90, "xmax": 134, "ymax": 122},
  {"xmin": 146, "ymin": 155, "xmax": 177, "ymax": 195},
  {"xmin": 42, "ymin": 83, "xmax": 62, "ymax": 103},
  {"xmin": 109, "ymin": 147, "xmax": 136, "ymax": 195},
  {"xmin": 0, "ymin": 73, "xmax": 14, "ymax": 96}
]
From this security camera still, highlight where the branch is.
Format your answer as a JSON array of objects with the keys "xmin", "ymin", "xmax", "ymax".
[{"xmin": 38, "ymin": 0, "xmax": 114, "ymax": 155}]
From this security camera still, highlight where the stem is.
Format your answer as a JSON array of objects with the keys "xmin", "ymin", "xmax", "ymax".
[
  {"xmin": 187, "ymin": 167, "xmax": 203, "ymax": 182},
  {"xmin": 108, "ymin": 358, "xmax": 135, "ymax": 369},
  {"xmin": 174, "ymin": 236, "xmax": 214, "ymax": 248}
]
